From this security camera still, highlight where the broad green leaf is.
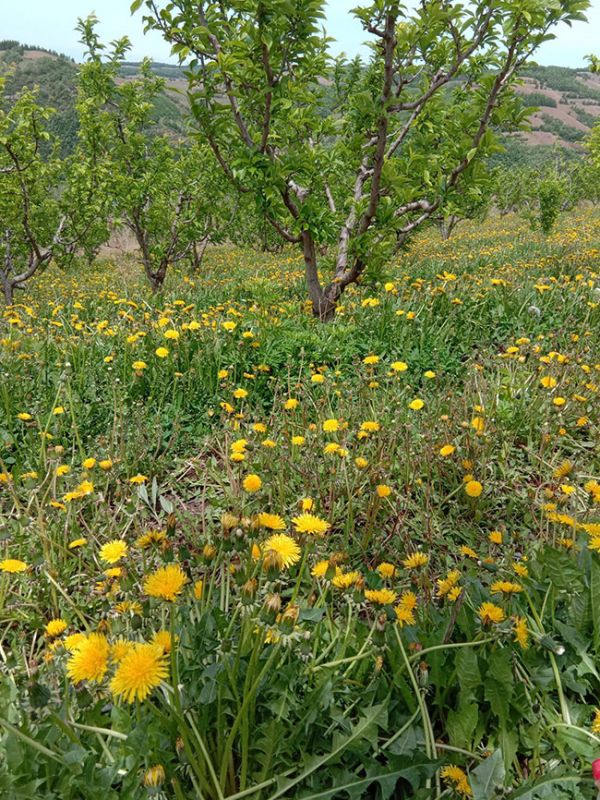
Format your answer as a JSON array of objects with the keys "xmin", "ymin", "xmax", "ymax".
[{"xmin": 470, "ymin": 749, "xmax": 505, "ymax": 800}]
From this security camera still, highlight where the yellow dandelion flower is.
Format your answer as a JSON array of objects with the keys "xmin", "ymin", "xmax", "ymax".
[
  {"xmin": 439, "ymin": 444, "xmax": 456, "ymax": 457},
  {"xmin": 364, "ymin": 588, "xmax": 397, "ymax": 605},
  {"xmin": 408, "ymin": 398, "xmax": 424, "ymax": 410},
  {"xmin": 377, "ymin": 562, "xmax": 396, "ymax": 579},
  {"xmin": 322, "ymin": 418, "xmax": 340, "ymax": 433},
  {"xmin": 391, "ymin": 361, "xmax": 408, "ymax": 373},
  {"xmin": 0, "ymin": 559, "xmax": 28, "ymax": 573},
  {"xmin": 332, "ymin": 571, "xmax": 361, "ymax": 590},
  {"xmin": 45, "ymin": 619, "xmax": 67, "ymax": 638},
  {"xmin": 262, "ymin": 534, "xmax": 301, "ymax": 570},
  {"xmin": 110, "ymin": 643, "xmax": 168, "ymax": 703},
  {"xmin": 465, "ymin": 480, "xmax": 483, "ymax": 498},
  {"xmin": 478, "ymin": 602, "xmax": 505, "ymax": 625},
  {"xmin": 292, "ymin": 513, "xmax": 330, "ymax": 536},
  {"xmin": 66, "ymin": 633, "xmax": 110, "ymax": 684},
  {"xmin": 256, "ymin": 512, "xmax": 286, "ymax": 530},
  {"xmin": 513, "ymin": 617, "xmax": 529, "ymax": 650},
  {"xmin": 402, "ymin": 552, "xmax": 429, "ymax": 570},
  {"xmin": 243, "ymin": 474, "xmax": 262, "ymax": 493},
  {"xmin": 99, "ymin": 540, "xmax": 128, "ymax": 564},
  {"xmin": 144, "ymin": 564, "xmax": 188, "ymax": 602},
  {"xmin": 376, "ymin": 484, "xmax": 392, "ymax": 498},
  {"xmin": 151, "ymin": 630, "xmax": 172, "ymax": 654},
  {"xmin": 441, "ymin": 765, "xmax": 472, "ymax": 797}
]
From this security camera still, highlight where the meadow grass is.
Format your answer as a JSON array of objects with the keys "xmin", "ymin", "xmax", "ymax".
[{"xmin": 0, "ymin": 211, "xmax": 599, "ymax": 799}]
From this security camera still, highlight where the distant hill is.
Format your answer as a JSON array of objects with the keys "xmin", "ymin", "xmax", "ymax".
[
  {"xmin": 0, "ymin": 41, "xmax": 187, "ymax": 155},
  {"xmin": 0, "ymin": 41, "xmax": 598, "ymax": 167},
  {"xmin": 492, "ymin": 66, "xmax": 600, "ymax": 168}
]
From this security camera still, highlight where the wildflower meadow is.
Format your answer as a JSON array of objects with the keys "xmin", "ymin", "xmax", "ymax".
[{"xmin": 1, "ymin": 210, "xmax": 600, "ymax": 798}]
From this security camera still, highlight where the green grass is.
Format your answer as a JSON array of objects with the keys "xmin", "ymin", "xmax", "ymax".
[{"xmin": 0, "ymin": 211, "xmax": 599, "ymax": 799}]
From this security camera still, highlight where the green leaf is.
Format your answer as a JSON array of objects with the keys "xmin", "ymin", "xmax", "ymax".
[
  {"xmin": 130, "ymin": 0, "xmax": 144, "ymax": 13},
  {"xmin": 470, "ymin": 749, "xmax": 505, "ymax": 800},
  {"xmin": 446, "ymin": 702, "xmax": 478, "ymax": 750},
  {"xmin": 265, "ymin": 703, "xmax": 387, "ymax": 800}
]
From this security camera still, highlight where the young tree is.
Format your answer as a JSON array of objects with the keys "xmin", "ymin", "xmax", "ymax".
[
  {"xmin": 76, "ymin": 17, "xmax": 226, "ymax": 291},
  {"xmin": 0, "ymin": 82, "xmax": 87, "ymax": 305},
  {"xmin": 135, "ymin": 0, "xmax": 589, "ymax": 319}
]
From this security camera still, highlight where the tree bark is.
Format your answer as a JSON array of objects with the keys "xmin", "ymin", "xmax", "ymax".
[
  {"xmin": 192, "ymin": 236, "xmax": 210, "ymax": 272},
  {"xmin": 2, "ymin": 278, "xmax": 13, "ymax": 306},
  {"xmin": 301, "ymin": 231, "xmax": 337, "ymax": 321}
]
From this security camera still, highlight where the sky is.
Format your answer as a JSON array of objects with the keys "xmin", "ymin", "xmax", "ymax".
[{"xmin": 1, "ymin": 0, "xmax": 599, "ymax": 67}]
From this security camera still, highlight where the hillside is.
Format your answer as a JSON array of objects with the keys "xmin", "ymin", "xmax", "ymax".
[
  {"xmin": 0, "ymin": 41, "xmax": 187, "ymax": 154},
  {"xmin": 0, "ymin": 40, "xmax": 598, "ymax": 165}
]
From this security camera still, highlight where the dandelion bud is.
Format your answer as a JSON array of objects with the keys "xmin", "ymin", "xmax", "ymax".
[
  {"xmin": 203, "ymin": 543, "xmax": 217, "ymax": 561},
  {"xmin": 375, "ymin": 612, "xmax": 387, "ymax": 633},
  {"xmin": 221, "ymin": 512, "xmax": 239, "ymax": 532},
  {"xmin": 262, "ymin": 593, "xmax": 281, "ymax": 623},
  {"xmin": 143, "ymin": 764, "xmax": 165, "ymax": 790},
  {"xmin": 540, "ymin": 634, "xmax": 564, "ymax": 655},
  {"xmin": 241, "ymin": 579, "xmax": 257, "ymax": 603},
  {"xmin": 280, "ymin": 604, "xmax": 299, "ymax": 634},
  {"xmin": 166, "ymin": 513, "xmax": 177, "ymax": 535}
]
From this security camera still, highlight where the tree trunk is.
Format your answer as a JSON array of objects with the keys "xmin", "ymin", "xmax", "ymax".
[
  {"xmin": 440, "ymin": 214, "xmax": 458, "ymax": 240},
  {"xmin": 192, "ymin": 237, "xmax": 209, "ymax": 272},
  {"xmin": 2, "ymin": 279, "xmax": 13, "ymax": 306},
  {"xmin": 301, "ymin": 231, "xmax": 337, "ymax": 321}
]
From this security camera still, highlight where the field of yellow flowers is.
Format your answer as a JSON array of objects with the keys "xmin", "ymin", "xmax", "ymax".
[{"xmin": 1, "ymin": 212, "xmax": 599, "ymax": 799}]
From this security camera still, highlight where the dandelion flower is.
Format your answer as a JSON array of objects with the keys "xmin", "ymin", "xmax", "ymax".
[
  {"xmin": 45, "ymin": 619, "xmax": 67, "ymax": 637},
  {"xmin": 262, "ymin": 534, "xmax": 301, "ymax": 570},
  {"xmin": 99, "ymin": 540, "xmax": 128, "ymax": 564},
  {"xmin": 491, "ymin": 581, "xmax": 522, "ymax": 595},
  {"xmin": 243, "ymin": 474, "xmax": 262, "ymax": 493},
  {"xmin": 364, "ymin": 588, "xmax": 397, "ymax": 605},
  {"xmin": 465, "ymin": 480, "xmax": 483, "ymax": 498},
  {"xmin": 440, "ymin": 765, "xmax": 472, "ymax": 797},
  {"xmin": 332, "ymin": 571, "xmax": 361, "ymax": 590},
  {"xmin": 0, "ymin": 559, "xmax": 28, "ymax": 573},
  {"xmin": 292, "ymin": 513, "xmax": 330, "ymax": 536},
  {"xmin": 408, "ymin": 398, "xmax": 424, "ymax": 410},
  {"xmin": 402, "ymin": 552, "xmax": 429, "ymax": 570},
  {"xmin": 513, "ymin": 617, "xmax": 529, "ymax": 649},
  {"xmin": 439, "ymin": 444, "xmax": 456, "ymax": 457},
  {"xmin": 478, "ymin": 602, "xmax": 505, "ymax": 625},
  {"xmin": 110, "ymin": 643, "xmax": 168, "ymax": 703},
  {"xmin": 322, "ymin": 418, "xmax": 340, "ymax": 433},
  {"xmin": 144, "ymin": 564, "xmax": 188, "ymax": 601},
  {"xmin": 391, "ymin": 361, "xmax": 408, "ymax": 373},
  {"xmin": 151, "ymin": 630, "xmax": 173, "ymax": 654},
  {"xmin": 377, "ymin": 562, "xmax": 396, "ymax": 579},
  {"xmin": 66, "ymin": 633, "xmax": 110, "ymax": 684},
  {"xmin": 68, "ymin": 538, "xmax": 87, "ymax": 550},
  {"xmin": 256, "ymin": 512, "xmax": 286, "ymax": 530}
]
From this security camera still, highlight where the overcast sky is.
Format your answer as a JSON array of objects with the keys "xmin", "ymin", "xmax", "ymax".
[{"xmin": 1, "ymin": 0, "xmax": 599, "ymax": 67}]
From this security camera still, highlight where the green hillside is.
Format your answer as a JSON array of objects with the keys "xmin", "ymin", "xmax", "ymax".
[
  {"xmin": 0, "ymin": 41, "xmax": 187, "ymax": 154},
  {"xmin": 0, "ymin": 41, "xmax": 598, "ymax": 164}
]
